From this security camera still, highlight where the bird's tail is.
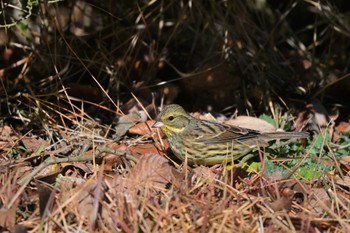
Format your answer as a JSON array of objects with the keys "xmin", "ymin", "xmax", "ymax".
[{"xmin": 260, "ymin": 131, "xmax": 309, "ymax": 141}]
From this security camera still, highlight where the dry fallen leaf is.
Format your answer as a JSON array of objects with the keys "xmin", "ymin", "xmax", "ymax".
[
  {"xmin": 128, "ymin": 120, "xmax": 156, "ymax": 136},
  {"xmin": 111, "ymin": 153, "xmax": 179, "ymax": 191},
  {"xmin": 0, "ymin": 203, "xmax": 17, "ymax": 230},
  {"xmin": 0, "ymin": 126, "xmax": 17, "ymax": 151},
  {"xmin": 127, "ymin": 142, "xmax": 168, "ymax": 159},
  {"xmin": 269, "ymin": 196, "xmax": 293, "ymax": 212},
  {"xmin": 309, "ymin": 188, "xmax": 332, "ymax": 213},
  {"xmin": 21, "ymin": 137, "xmax": 49, "ymax": 153},
  {"xmin": 340, "ymin": 155, "xmax": 350, "ymax": 174},
  {"xmin": 335, "ymin": 121, "xmax": 350, "ymax": 136},
  {"xmin": 192, "ymin": 166, "xmax": 216, "ymax": 184},
  {"xmin": 198, "ymin": 112, "xmax": 217, "ymax": 122},
  {"xmin": 36, "ymin": 179, "xmax": 56, "ymax": 217},
  {"xmin": 0, "ymin": 125, "xmax": 13, "ymax": 137},
  {"xmin": 225, "ymin": 116, "xmax": 276, "ymax": 132},
  {"xmin": 114, "ymin": 110, "xmax": 148, "ymax": 140},
  {"xmin": 129, "ymin": 154, "xmax": 179, "ymax": 189}
]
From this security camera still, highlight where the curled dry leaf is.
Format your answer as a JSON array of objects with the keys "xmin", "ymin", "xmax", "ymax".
[
  {"xmin": 128, "ymin": 120, "xmax": 156, "ymax": 136},
  {"xmin": 225, "ymin": 116, "xmax": 276, "ymax": 132},
  {"xmin": 103, "ymin": 142, "xmax": 127, "ymax": 168},
  {"xmin": 198, "ymin": 113, "xmax": 217, "ymax": 122},
  {"xmin": 114, "ymin": 110, "xmax": 148, "ymax": 140},
  {"xmin": 192, "ymin": 112, "xmax": 276, "ymax": 132}
]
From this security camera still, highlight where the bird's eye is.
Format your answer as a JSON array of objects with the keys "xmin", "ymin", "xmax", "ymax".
[{"xmin": 168, "ymin": 116, "xmax": 175, "ymax": 121}]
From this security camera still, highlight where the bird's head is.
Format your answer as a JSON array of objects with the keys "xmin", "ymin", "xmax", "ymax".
[{"xmin": 152, "ymin": 104, "xmax": 191, "ymax": 137}]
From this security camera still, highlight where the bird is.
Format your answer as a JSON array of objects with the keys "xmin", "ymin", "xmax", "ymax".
[{"xmin": 152, "ymin": 104, "xmax": 309, "ymax": 165}]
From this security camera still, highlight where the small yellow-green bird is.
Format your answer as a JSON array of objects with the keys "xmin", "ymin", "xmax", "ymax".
[{"xmin": 152, "ymin": 104, "xmax": 308, "ymax": 165}]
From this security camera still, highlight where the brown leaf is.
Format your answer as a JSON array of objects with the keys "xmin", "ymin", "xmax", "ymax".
[
  {"xmin": 331, "ymin": 173, "xmax": 350, "ymax": 194},
  {"xmin": 129, "ymin": 154, "xmax": 177, "ymax": 190},
  {"xmin": 34, "ymin": 163, "xmax": 60, "ymax": 180},
  {"xmin": 61, "ymin": 163, "xmax": 94, "ymax": 177},
  {"xmin": 0, "ymin": 202, "xmax": 17, "ymax": 230},
  {"xmin": 36, "ymin": 180, "xmax": 55, "ymax": 217},
  {"xmin": 0, "ymin": 125, "xmax": 13, "ymax": 137},
  {"xmin": 128, "ymin": 120, "xmax": 156, "ymax": 136},
  {"xmin": 225, "ymin": 116, "xmax": 276, "ymax": 132},
  {"xmin": 309, "ymin": 188, "xmax": 332, "ymax": 212},
  {"xmin": 110, "ymin": 153, "xmax": 180, "ymax": 194},
  {"xmin": 1, "ymin": 47, "xmax": 14, "ymax": 62},
  {"xmin": 35, "ymin": 173, "xmax": 60, "ymax": 218},
  {"xmin": 60, "ymin": 174, "xmax": 105, "ymax": 230},
  {"xmin": 335, "ymin": 121, "xmax": 350, "ymax": 135},
  {"xmin": 340, "ymin": 155, "xmax": 350, "ymax": 174},
  {"xmin": 114, "ymin": 111, "xmax": 147, "ymax": 140},
  {"xmin": 269, "ymin": 196, "xmax": 293, "ymax": 212},
  {"xmin": 0, "ymin": 140, "xmax": 14, "ymax": 151},
  {"xmin": 268, "ymin": 171, "xmax": 283, "ymax": 181},
  {"xmin": 197, "ymin": 112, "xmax": 217, "ymax": 121},
  {"xmin": 0, "ymin": 126, "xmax": 16, "ymax": 150},
  {"xmin": 105, "ymin": 142, "xmax": 169, "ymax": 167},
  {"xmin": 127, "ymin": 142, "xmax": 168, "ymax": 159},
  {"xmin": 103, "ymin": 153, "xmax": 123, "ymax": 170},
  {"xmin": 192, "ymin": 166, "xmax": 216, "ymax": 184},
  {"xmin": 302, "ymin": 59, "xmax": 312, "ymax": 69},
  {"xmin": 21, "ymin": 137, "xmax": 48, "ymax": 153}
]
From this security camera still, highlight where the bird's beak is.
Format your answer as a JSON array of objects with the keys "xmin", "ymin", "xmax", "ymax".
[{"xmin": 152, "ymin": 121, "xmax": 164, "ymax": 128}]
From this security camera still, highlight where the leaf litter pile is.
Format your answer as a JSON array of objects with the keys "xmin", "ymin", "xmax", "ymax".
[
  {"xmin": 1, "ymin": 1, "xmax": 350, "ymax": 232},
  {"xmin": 1, "ymin": 106, "xmax": 350, "ymax": 232}
]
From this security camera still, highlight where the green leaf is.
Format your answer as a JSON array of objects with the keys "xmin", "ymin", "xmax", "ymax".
[
  {"xmin": 35, "ymin": 144, "xmax": 46, "ymax": 155},
  {"xmin": 259, "ymin": 114, "xmax": 276, "ymax": 127},
  {"xmin": 297, "ymin": 167, "xmax": 321, "ymax": 180}
]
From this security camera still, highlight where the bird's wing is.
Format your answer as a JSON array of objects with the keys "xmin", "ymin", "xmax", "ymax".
[{"xmin": 189, "ymin": 120, "xmax": 261, "ymax": 143}]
